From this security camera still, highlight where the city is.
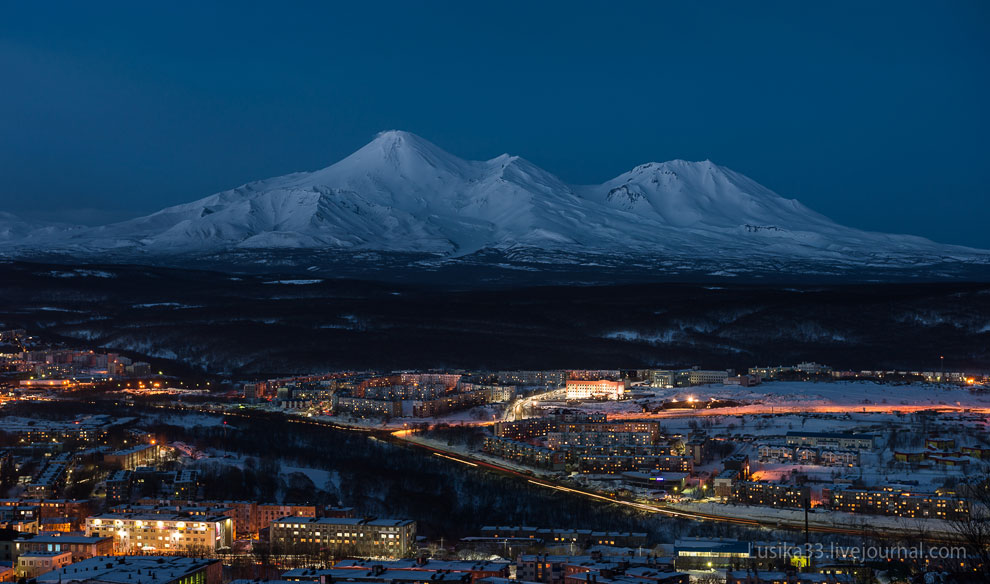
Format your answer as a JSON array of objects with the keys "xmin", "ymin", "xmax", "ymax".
[
  {"xmin": 1, "ymin": 3, "xmax": 988, "ymax": 583},
  {"xmin": 2, "ymin": 327, "xmax": 989, "ymax": 583}
]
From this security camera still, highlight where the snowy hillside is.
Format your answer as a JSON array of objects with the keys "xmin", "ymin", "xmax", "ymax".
[{"xmin": 1, "ymin": 131, "xmax": 986, "ymax": 270}]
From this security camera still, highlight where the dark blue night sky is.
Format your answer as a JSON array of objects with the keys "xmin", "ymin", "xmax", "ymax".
[{"xmin": 1, "ymin": 1, "xmax": 988, "ymax": 247}]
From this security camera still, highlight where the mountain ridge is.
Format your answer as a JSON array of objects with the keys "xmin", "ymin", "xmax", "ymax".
[{"xmin": 1, "ymin": 131, "xmax": 987, "ymax": 274}]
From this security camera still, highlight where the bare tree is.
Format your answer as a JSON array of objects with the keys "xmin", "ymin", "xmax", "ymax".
[{"xmin": 947, "ymin": 477, "xmax": 990, "ymax": 577}]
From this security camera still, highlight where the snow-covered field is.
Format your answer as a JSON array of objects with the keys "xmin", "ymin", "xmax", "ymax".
[{"xmin": 550, "ymin": 381, "xmax": 990, "ymax": 416}]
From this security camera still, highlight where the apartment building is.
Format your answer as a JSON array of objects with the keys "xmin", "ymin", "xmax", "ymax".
[
  {"xmin": 828, "ymin": 488, "xmax": 969, "ymax": 520},
  {"xmin": 106, "ymin": 470, "xmax": 133, "ymax": 505},
  {"xmin": 784, "ymin": 432, "xmax": 875, "ymax": 451},
  {"xmin": 85, "ymin": 512, "xmax": 234, "ymax": 554},
  {"xmin": 104, "ymin": 444, "xmax": 164, "ymax": 470},
  {"xmin": 733, "ymin": 482, "xmax": 810, "ymax": 509},
  {"xmin": 546, "ymin": 431, "xmax": 654, "ymax": 449},
  {"xmin": 578, "ymin": 454, "xmax": 692, "ymax": 474},
  {"xmin": 0, "ymin": 500, "xmax": 92, "ymax": 525},
  {"xmin": 27, "ymin": 463, "xmax": 67, "ymax": 499},
  {"xmin": 16, "ymin": 550, "xmax": 72, "ymax": 578},
  {"xmin": 270, "ymin": 517, "xmax": 416, "ymax": 557},
  {"xmin": 257, "ymin": 503, "xmax": 317, "ymax": 533},
  {"xmin": 483, "ymin": 437, "xmax": 565, "ymax": 470},
  {"xmin": 565, "ymin": 380, "xmax": 626, "ymax": 401},
  {"xmin": 15, "ymin": 534, "xmax": 113, "ymax": 560}
]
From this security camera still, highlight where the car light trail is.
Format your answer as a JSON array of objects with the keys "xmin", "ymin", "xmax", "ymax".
[{"xmin": 433, "ymin": 452, "xmax": 478, "ymax": 467}]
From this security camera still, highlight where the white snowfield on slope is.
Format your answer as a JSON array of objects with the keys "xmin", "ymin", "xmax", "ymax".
[{"xmin": 1, "ymin": 130, "xmax": 986, "ymax": 264}]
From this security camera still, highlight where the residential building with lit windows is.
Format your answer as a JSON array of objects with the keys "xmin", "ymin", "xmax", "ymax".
[
  {"xmin": 687, "ymin": 370, "xmax": 730, "ymax": 385},
  {"xmin": 565, "ymin": 380, "xmax": 626, "ymax": 401},
  {"xmin": 171, "ymin": 470, "xmax": 199, "ymax": 499},
  {"xmin": 257, "ymin": 503, "xmax": 317, "ymax": 533},
  {"xmin": 733, "ymin": 482, "xmax": 810, "ymax": 508},
  {"xmin": 546, "ymin": 431, "xmax": 653, "ymax": 448},
  {"xmin": 0, "ymin": 500, "xmax": 92, "ymax": 528},
  {"xmin": 16, "ymin": 550, "xmax": 72, "ymax": 578},
  {"xmin": 483, "ymin": 437, "xmax": 566, "ymax": 470},
  {"xmin": 784, "ymin": 432, "xmax": 875, "ymax": 451},
  {"xmin": 577, "ymin": 454, "xmax": 692, "ymax": 474},
  {"xmin": 128, "ymin": 500, "xmax": 314, "ymax": 539},
  {"xmin": 827, "ymin": 487, "xmax": 969, "ymax": 520},
  {"xmin": 26, "ymin": 464, "xmax": 67, "ymax": 499},
  {"xmin": 15, "ymin": 534, "xmax": 113, "ymax": 560},
  {"xmin": 84, "ymin": 513, "xmax": 233, "ymax": 554},
  {"xmin": 270, "ymin": 517, "xmax": 416, "ymax": 557},
  {"xmin": 104, "ymin": 444, "xmax": 164, "ymax": 470},
  {"xmin": 106, "ymin": 470, "xmax": 133, "ymax": 505}
]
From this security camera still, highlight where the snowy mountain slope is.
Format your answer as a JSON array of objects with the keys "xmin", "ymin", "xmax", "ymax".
[
  {"xmin": 0, "ymin": 211, "xmax": 85, "ymax": 244},
  {"xmin": 1, "ymin": 130, "xmax": 986, "ymax": 268}
]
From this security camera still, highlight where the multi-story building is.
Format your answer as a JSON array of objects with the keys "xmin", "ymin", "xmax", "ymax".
[
  {"xmin": 724, "ymin": 375, "xmax": 761, "ymax": 387},
  {"xmin": 758, "ymin": 445, "xmax": 793, "ymax": 462},
  {"xmin": 673, "ymin": 539, "xmax": 753, "ymax": 570},
  {"xmin": 257, "ymin": 503, "xmax": 317, "ymax": 533},
  {"xmin": 828, "ymin": 487, "xmax": 969, "ymax": 520},
  {"xmin": 125, "ymin": 501, "xmax": 250, "ymax": 540},
  {"xmin": 784, "ymin": 432, "xmax": 875, "ymax": 451},
  {"xmin": 106, "ymin": 470, "xmax": 133, "ymax": 505},
  {"xmin": 16, "ymin": 550, "xmax": 72, "ymax": 578},
  {"xmin": 483, "ymin": 437, "xmax": 565, "ymax": 470},
  {"xmin": 85, "ymin": 512, "xmax": 234, "ymax": 554},
  {"xmin": 130, "ymin": 500, "xmax": 315, "ymax": 539},
  {"xmin": 578, "ymin": 454, "xmax": 692, "ymax": 474},
  {"xmin": 494, "ymin": 371, "xmax": 566, "ymax": 388},
  {"xmin": 172, "ymin": 470, "xmax": 199, "ymax": 499},
  {"xmin": 0, "ymin": 500, "xmax": 92, "ymax": 527},
  {"xmin": 471, "ymin": 384, "xmax": 517, "ymax": 404},
  {"xmin": 687, "ymin": 370, "xmax": 730, "ymax": 385},
  {"xmin": 649, "ymin": 370, "xmax": 686, "ymax": 389},
  {"xmin": 104, "ymin": 444, "xmax": 164, "ymax": 470},
  {"xmin": 27, "ymin": 464, "xmax": 67, "ymax": 499},
  {"xmin": 565, "ymin": 380, "xmax": 626, "ymax": 401},
  {"xmin": 546, "ymin": 431, "xmax": 654, "ymax": 448},
  {"xmin": 492, "ymin": 419, "xmax": 556, "ymax": 440},
  {"xmin": 270, "ymin": 517, "xmax": 416, "ymax": 557},
  {"xmin": 14, "ymin": 534, "xmax": 114, "ymax": 560},
  {"xmin": 733, "ymin": 482, "xmax": 810, "ymax": 508},
  {"xmin": 723, "ymin": 454, "xmax": 751, "ymax": 480},
  {"xmin": 332, "ymin": 396, "xmax": 403, "ymax": 418},
  {"xmin": 818, "ymin": 450, "xmax": 858, "ymax": 467},
  {"xmin": 411, "ymin": 389, "xmax": 489, "ymax": 417},
  {"xmin": 713, "ymin": 470, "xmax": 739, "ymax": 498}
]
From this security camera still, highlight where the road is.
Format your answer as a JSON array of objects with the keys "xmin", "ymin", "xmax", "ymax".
[
  {"xmin": 70, "ymin": 397, "xmax": 966, "ymax": 542},
  {"xmin": 503, "ymin": 388, "xmax": 565, "ymax": 422},
  {"xmin": 392, "ymin": 434, "xmax": 946, "ymax": 540}
]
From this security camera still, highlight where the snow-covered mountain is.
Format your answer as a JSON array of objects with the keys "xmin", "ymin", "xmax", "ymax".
[
  {"xmin": 1, "ymin": 131, "xmax": 987, "ymax": 272},
  {"xmin": 0, "ymin": 211, "xmax": 85, "ymax": 244}
]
